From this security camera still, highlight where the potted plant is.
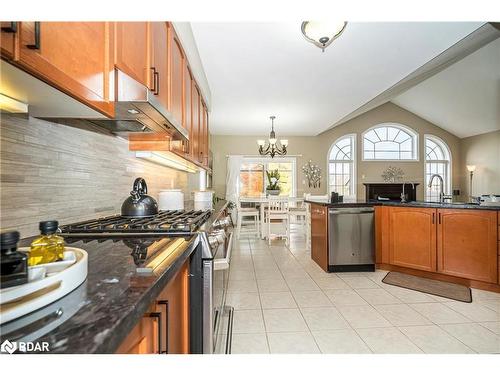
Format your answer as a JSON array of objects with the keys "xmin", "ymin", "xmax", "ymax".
[{"xmin": 266, "ymin": 169, "xmax": 281, "ymax": 195}]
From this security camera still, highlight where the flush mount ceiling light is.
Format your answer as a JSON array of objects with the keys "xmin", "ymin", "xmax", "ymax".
[
  {"xmin": 301, "ymin": 21, "xmax": 347, "ymax": 52},
  {"xmin": 257, "ymin": 116, "xmax": 288, "ymax": 158}
]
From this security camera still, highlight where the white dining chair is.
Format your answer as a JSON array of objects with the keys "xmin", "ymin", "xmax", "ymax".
[
  {"xmin": 266, "ymin": 196, "xmax": 290, "ymax": 246},
  {"xmin": 236, "ymin": 197, "xmax": 260, "ymax": 238},
  {"xmin": 288, "ymin": 195, "xmax": 308, "ymax": 237}
]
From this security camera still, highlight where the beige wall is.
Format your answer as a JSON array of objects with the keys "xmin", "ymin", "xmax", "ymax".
[
  {"xmin": 211, "ymin": 102, "xmax": 463, "ymax": 201},
  {"xmin": 0, "ymin": 114, "xmax": 199, "ymax": 237},
  {"xmin": 459, "ymin": 130, "xmax": 500, "ymax": 197}
]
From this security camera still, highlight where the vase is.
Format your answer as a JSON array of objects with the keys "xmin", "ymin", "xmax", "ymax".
[{"xmin": 266, "ymin": 189, "xmax": 280, "ymax": 196}]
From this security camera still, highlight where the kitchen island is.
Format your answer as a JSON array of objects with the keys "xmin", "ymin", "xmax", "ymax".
[
  {"xmin": 0, "ymin": 200, "xmax": 228, "ymax": 354},
  {"xmin": 306, "ymin": 199, "xmax": 500, "ymax": 293}
]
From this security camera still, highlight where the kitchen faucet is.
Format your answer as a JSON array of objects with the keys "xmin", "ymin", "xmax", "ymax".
[
  {"xmin": 400, "ymin": 182, "xmax": 415, "ymax": 203},
  {"xmin": 428, "ymin": 174, "xmax": 452, "ymax": 203}
]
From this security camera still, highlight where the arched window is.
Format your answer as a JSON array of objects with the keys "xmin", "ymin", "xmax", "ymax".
[
  {"xmin": 363, "ymin": 123, "xmax": 418, "ymax": 160},
  {"xmin": 328, "ymin": 134, "xmax": 356, "ymax": 198},
  {"xmin": 425, "ymin": 135, "xmax": 452, "ymax": 202}
]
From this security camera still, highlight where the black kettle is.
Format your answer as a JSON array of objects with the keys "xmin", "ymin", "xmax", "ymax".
[{"xmin": 121, "ymin": 178, "xmax": 159, "ymax": 218}]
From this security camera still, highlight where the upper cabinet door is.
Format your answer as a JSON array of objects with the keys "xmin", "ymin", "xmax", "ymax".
[
  {"xmin": 169, "ymin": 26, "xmax": 185, "ymax": 127},
  {"xmin": 0, "ymin": 22, "xmax": 19, "ymax": 60},
  {"xmin": 115, "ymin": 22, "xmax": 151, "ymax": 89},
  {"xmin": 389, "ymin": 207, "xmax": 437, "ymax": 272},
  {"xmin": 17, "ymin": 22, "xmax": 114, "ymax": 117},
  {"xmin": 150, "ymin": 22, "xmax": 168, "ymax": 109},
  {"xmin": 200, "ymin": 103, "xmax": 209, "ymax": 166},
  {"xmin": 184, "ymin": 65, "xmax": 193, "ymax": 156},
  {"xmin": 192, "ymin": 83, "xmax": 200, "ymax": 163},
  {"xmin": 437, "ymin": 209, "xmax": 498, "ymax": 283}
]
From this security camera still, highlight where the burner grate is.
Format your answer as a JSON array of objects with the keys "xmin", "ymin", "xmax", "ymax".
[{"xmin": 60, "ymin": 210, "xmax": 211, "ymax": 234}]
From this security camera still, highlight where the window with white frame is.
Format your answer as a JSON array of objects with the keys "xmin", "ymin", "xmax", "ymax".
[
  {"xmin": 239, "ymin": 157, "xmax": 296, "ymax": 197},
  {"xmin": 425, "ymin": 135, "xmax": 451, "ymax": 202},
  {"xmin": 363, "ymin": 124, "xmax": 418, "ymax": 160},
  {"xmin": 328, "ymin": 135, "xmax": 356, "ymax": 198}
]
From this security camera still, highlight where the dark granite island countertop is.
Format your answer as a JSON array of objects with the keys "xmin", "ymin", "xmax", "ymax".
[
  {"xmin": 305, "ymin": 199, "xmax": 500, "ymax": 211},
  {"xmin": 0, "ymin": 200, "xmax": 229, "ymax": 354}
]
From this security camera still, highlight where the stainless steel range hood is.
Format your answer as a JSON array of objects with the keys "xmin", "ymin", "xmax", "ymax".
[{"xmin": 28, "ymin": 68, "xmax": 188, "ymax": 141}]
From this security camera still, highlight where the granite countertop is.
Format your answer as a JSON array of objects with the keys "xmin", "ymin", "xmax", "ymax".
[
  {"xmin": 0, "ymin": 200, "xmax": 229, "ymax": 353},
  {"xmin": 305, "ymin": 199, "xmax": 500, "ymax": 211}
]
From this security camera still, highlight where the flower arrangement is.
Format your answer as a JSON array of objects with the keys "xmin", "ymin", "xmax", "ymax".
[
  {"xmin": 302, "ymin": 160, "xmax": 321, "ymax": 188},
  {"xmin": 266, "ymin": 169, "xmax": 281, "ymax": 194}
]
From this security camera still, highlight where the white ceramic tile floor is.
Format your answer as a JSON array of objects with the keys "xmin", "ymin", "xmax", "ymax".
[{"xmin": 226, "ymin": 236, "xmax": 500, "ymax": 354}]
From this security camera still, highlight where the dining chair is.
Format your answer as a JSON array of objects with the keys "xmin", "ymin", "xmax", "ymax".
[
  {"xmin": 288, "ymin": 195, "xmax": 308, "ymax": 238},
  {"xmin": 266, "ymin": 196, "xmax": 290, "ymax": 246},
  {"xmin": 235, "ymin": 197, "xmax": 260, "ymax": 238}
]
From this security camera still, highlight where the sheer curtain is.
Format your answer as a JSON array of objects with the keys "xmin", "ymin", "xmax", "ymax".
[{"xmin": 226, "ymin": 155, "xmax": 243, "ymax": 220}]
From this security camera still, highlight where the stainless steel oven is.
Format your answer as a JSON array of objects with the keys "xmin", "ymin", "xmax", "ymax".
[{"xmin": 196, "ymin": 212, "xmax": 234, "ymax": 354}]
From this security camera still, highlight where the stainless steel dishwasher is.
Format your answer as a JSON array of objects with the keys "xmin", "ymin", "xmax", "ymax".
[{"xmin": 328, "ymin": 207, "xmax": 375, "ymax": 272}]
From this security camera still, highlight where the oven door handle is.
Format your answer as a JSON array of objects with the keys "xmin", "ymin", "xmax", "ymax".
[{"xmin": 214, "ymin": 232, "xmax": 233, "ymax": 271}]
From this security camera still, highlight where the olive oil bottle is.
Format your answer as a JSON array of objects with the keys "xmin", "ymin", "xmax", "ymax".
[{"xmin": 29, "ymin": 221, "xmax": 65, "ymax": 266}]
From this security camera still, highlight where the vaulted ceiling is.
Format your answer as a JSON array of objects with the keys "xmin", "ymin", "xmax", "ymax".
[
  {"xmin": 392, "ymin": 38, "xmax": 500, "ymax": 138},
  {"xmin": 191, "ymin": 22, "xmax": 484, "ymax": 136}
]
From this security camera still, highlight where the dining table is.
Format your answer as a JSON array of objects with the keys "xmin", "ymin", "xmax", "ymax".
[{"xmin": 239, "ymin": 195, "xmax": 305, "ymax": 239}]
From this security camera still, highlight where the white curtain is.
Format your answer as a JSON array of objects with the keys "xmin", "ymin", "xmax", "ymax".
[{"xmin": 226, "ymin": 155, "xmax": 243, "ymax": 220}]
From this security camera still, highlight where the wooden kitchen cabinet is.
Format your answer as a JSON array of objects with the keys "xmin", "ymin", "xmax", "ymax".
[
  {"xmin": 310, "ymin": 203, "xmax": 329, "ymax": 272},
  {"xmin": 116, "ymin": 302, "xmax": 161, "ymax": 354},
  {"xmin": 116, "ymin": 260, "xmax": 190, "ymax": 354},
  {"xmin": 0, "ymin": 22, "xmax": 18, "ymax": 60},
  {"xmin": 388, "ymin": 207, "xmax": 437, "ymax": 272},
  {"xmin": 192, "ymin": 83, "xmax": 201, "ymax": 163},
  {"xmin": 200, "ymin": 103, "xmax": 209, "ymax": 167},
  {"xmin": 115, "ymin": 22, "xmax": 151, "ymax": 89},
  {"xmin": 169, "ymin": 26, "xmax": 185, "ymax": 127},
  {"xmin": 150, "ymin": 22, "xmax": 169, "ymax": 109},
  {"xmin": 184, "ymin": 65, "xmax": 193, "ymax": 157},
  {"xmin": 437, "ymin": 209, "xmax": 498, "ymax": 283},
  {"xmin": 10, "ymin": 22, "xmax": 115, "ymax": 117},
  {"xmin": 157, "ymin": 261, "xmax": 190, "ymax": 354}
]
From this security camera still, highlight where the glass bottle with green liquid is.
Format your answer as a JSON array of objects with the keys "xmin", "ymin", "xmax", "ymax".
[{"xmin": 29, "ymin": 221, "xmax": 65, "ymax": 266}]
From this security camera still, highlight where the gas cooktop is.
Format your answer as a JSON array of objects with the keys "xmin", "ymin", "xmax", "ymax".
[{"xmin": 59, "ymin": 210, "xmax": 212, "ymax": 235}]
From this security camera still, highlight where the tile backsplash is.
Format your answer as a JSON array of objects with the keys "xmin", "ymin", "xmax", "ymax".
[{"xmin": 0, "ymin": 113, "xmax": 198, "ymax": 237}]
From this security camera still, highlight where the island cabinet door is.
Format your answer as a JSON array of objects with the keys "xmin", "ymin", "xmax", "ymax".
[
  {"xmin": 388, "ymin": 207, "xmax": 437, "ymax": 272},
  {"xmin": 437, "ymin": 209, "xmax": 498, "ymax": 283},
  {"xmin": 311, "ymin": 204, "xmax": 329, "ymax": 272},
  {"xmin": 17, "ymin": 22, "xmax": 115, "ymax": 117}
]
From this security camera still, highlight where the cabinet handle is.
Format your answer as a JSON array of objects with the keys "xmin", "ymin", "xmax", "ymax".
[
  {"xmin": 157, "ymin": 300, "xmax": 169, "ymax": 354},
  {"xmin": 150, "ymin": 67, "xmax": 157, "ymax": 93},
  {"xmin": 1, "ymin": 22, "xmax": 17, "ymax": 33},
  {"xmin": 154, "ymin": 71, "xmax": 160, "ymax": 95},
  {"xmin": 432, "ymin": 212, "xmax": 435, "ymax": 224},
  {"xmin": 438, "ymin": 212, "xmax": 441, "ymax": 225},
  {"xmin": 145, "ymin": 312, "xmax": 162, "ymax": 354},
  {"xmin": 27, "ymin": 22, "xmax": 41, "ymax": 50}
]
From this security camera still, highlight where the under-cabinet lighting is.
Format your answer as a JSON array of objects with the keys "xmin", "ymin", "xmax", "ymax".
[
  {"xmin": 135, "ymin": 151, "xmax": 199, "ymax": 173},
  {"xmin": 0, "ymin": 93, "xmax": 28, "ymax": 113}
]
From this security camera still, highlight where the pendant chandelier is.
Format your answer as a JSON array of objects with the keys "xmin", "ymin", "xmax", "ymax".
[
  {"xmin": 301, "ymin": 21, "xmax": 347, "ymax": 52},
  {"xmin": 257, "ymin": 116, "xmax": 288, "ymax": 158}
]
